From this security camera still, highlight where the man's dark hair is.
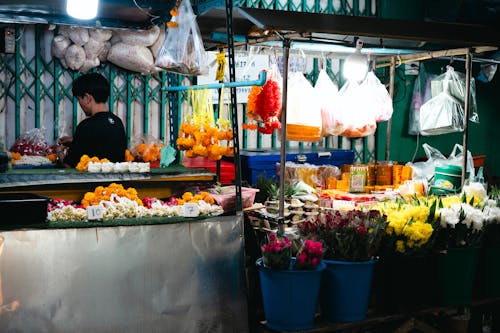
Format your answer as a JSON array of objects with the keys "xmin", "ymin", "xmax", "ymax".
[{"xmin": 71, "ymin": 73, "xmax": 110, "ymax": 103}]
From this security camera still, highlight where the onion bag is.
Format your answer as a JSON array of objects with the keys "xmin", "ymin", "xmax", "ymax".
[
  {"xmin": 314, "ymin": 70, "xmax": 341, "ymax": 136},
  {"xmin": 336, "ymin": 81, "xmax": 377, "ymax": 138},
  {"xmin": 286, "ymin": 72, "xmax": 322, "ymax": 142},
  {"xmin": 430, "ymin": 66, "xmax": 479, "ymax": 123},
  {"xmin": 419, "ymin": 91, "xmax": 464, "ymax": 135},
  {"xmin": 409, "ymin": 63, "xmax": 436, "ymax": 135},
  {"xmin": 361, "ymin": 71, "xmax": 393, "ymax": 122},
  {"xmin": 155, "ymin": 0, "xmax": 208, "ymax": 75}
]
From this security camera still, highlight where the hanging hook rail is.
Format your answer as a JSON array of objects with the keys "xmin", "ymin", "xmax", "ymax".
[{"xmin": 163, "ymin": 70, "xmax": 267, "ymax": 92}]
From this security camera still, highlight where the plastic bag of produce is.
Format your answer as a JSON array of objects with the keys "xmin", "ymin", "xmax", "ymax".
[
  {"xmin": 419, "ymin": 91, "xmax": 464, "ymax": 135},
  {"xmin": 10, "ymin": 128, "xmax": 55, "ymax": 156},
  {"xmin": 336, "ymin": 81, "xmax": 377, "ymax": 138},
  {"xmin": 65, "ymin": 26, "xmax": 90, "ymax": 46},
  {"xmin": 286, "ymin": 72, "xmax": 322, "ymax": 142},
  {"xmin": 52, "ymin": 35, "xmax": 71, "ymax": 59},
  {"xmin": 80, "ymin": 57, "xmax": 100, "ymax": 74},
  {"xmin": 409, "ymin": 63, "xmax": 436, "ymax": 135},
  {"xmin": 114, "ymin": 25, "xmax": 160, "ymax": 47},
  {"xmin": 98, "ymin": 41, "xmax": 111, "ymax": 62},
  {"xmin": 89, "ymin": 28, "xmax": 113, "ymax": 42},
  {"xmin": 430, "ymin": 65, "xmax": 479, "ymax": 123},
  {"xmin": 314, "ymin": 69, "xmax": 341, "ymax": 136},
  {"xmin": 64, "ymin": 44, "xmax": 86, "ymax": 71},
  {"xmin": 130, "ymin": 135, "xmax": 165, "ymax": 166},
  {"xmin": 107, "ymin": 42, "xmax": 155, "ymax": 74},
  {"xmin": 150, "ymin": 24, "xmax": 166, "ymax": 59},
  {"xmin": 361, "ymin": 71, "xmax": 393, "ymax": 122},
  {"xmin": 84, "ymin": 37, "xmax": 105, "ymax": 59},
  {"xmin": 155, "ymin": 0, "xmax": 208, "ymax": 75}
]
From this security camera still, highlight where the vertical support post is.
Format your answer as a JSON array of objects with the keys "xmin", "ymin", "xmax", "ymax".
[
  {"xmin": 15, "ymin": 26, "xmax": 21, "ymax": 139},
  {"xmin": 35, "ymin": 26, "xmax": 41, "ymax": 128},
  {"xmin": 462, "ymin": 49, "xmax": 472, "ymax": 187},
  {"xmin": 72, "ymin": 71, "xmax": 78, "ymax": 133},
  {"xmin": 53, "ymin": 56, "xmax": 60, "ymax": 140},
  {"xmin": 385, "ymin": 56, "xmax": 395, "ymax": 161},
  {"xmin": 167, "ymin": 73, "xmax": 179, "ymax": 147},
  {"xmin": 226, "ymin": 0, "xmax": 243, "ymax": 211},
  {"xmin": 143, "ymin": 75, "xmax": 150, "ymax": 136},
  {"xmin": 126, "ymin": 74, "xmax": 133, "ymax": 143},
  {"xmin": 278, "ymin": 39, "xmax": 290, "ymax": 237},
  {"xmin": 160, "ymin": 72, "xmax": 167, "ymax": 142}
]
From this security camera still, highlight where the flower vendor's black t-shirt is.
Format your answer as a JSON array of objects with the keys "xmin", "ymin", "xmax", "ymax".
[{"xmin": 64, "ymin": 112, "xmax": 127, "ymax": 168}]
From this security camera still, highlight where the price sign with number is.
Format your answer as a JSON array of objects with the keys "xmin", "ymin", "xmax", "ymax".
[
  {"xmin": 181, "ymin": 203, "xmax": 200, "ymax": 217},
  {"xmin": 87, "ymin": 206, "xmax": 104, "ymax": 220}
]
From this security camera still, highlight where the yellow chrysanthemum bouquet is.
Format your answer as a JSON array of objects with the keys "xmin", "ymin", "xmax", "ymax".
[{"xmin": 373, "ymin": 196, "xmax": 440, "ymax": 256}]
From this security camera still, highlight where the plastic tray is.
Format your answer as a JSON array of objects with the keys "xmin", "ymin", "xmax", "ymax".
[{"xmin": 209, "ymin": 186, "xmax": 259, "ymax": 211}]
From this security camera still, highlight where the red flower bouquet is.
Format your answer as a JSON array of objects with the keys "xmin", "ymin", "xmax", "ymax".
[
  {"xmin": 261, "ymin": 233, "xmax": 292, "ymax": 270},
  {"xmin": 294, "ymin": 240, "xmax": 323, "ymax": 270}
]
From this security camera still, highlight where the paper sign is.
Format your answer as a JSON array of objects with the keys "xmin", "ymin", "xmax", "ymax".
[
  {"xmin": 181, "ymin": 203, "xmax": 200, "ymax": 217},
  {"xmin": 87, "ymin": 206, "xmax": 104, "ymax": 220}
]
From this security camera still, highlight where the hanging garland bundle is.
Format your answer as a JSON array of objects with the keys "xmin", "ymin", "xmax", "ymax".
[{"xmin": 244, "ymin": 64, "xmax": 282, "ymax": 134}]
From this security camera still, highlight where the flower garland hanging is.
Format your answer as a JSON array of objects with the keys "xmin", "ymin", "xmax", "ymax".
[{"xmin": 243, "ymin": 65, "xmax": 282, "ymax": 134}]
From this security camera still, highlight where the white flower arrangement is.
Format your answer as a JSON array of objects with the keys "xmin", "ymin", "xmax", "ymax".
[{"xmin": 439, "ymin": 203, "xmax": 486, "ymax": 231}]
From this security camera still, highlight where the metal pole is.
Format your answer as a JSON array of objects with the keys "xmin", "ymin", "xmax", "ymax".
[
  {"xmin": 385, "ymin": 56, "xmax": 396, "ymax": 161},
  {"xmin": 462, "ymin": 49, "xmax": 472, "ymax": 186},
  {"xmin": 278, "ymin": 39, "xmax": 290, "ymax": 237}
]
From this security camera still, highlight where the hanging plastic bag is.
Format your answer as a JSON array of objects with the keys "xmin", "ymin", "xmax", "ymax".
[
  {"xmin": 361, "ymin": 71, "xmax": 393, "ymax": 122},
  {"xmin": 336, "ymin": 81, "xmax": 377, "ymax": 138},
  {"xmin": 430, "ymin": 66, "xmax": 479, "ymax": 123},
  {"xmin": 409, "ymin": 63, "xmax": 436, "ymax": 135},
  {"xmin": 155, "ymin": 0, "xmax": 208, "ymax": 75},
  {"xmin": 419, "ymin": 91, "xmax": 464, "ymax": 135},
  {"xmin": 448, "ymin": 144, "xmax": 475, "ymax": 179},
  {"xmin": 314, "ymin": 70, "xmax": 342, "ymax": 136},
  {"xmin": 286, "ymin": 72, "xmax": 322, "ymax": 142}
]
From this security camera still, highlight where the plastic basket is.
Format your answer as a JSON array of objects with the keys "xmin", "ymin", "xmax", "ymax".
[{"xmin": 209, "ymin": 186, "xmax": 259, "ymax": 211}]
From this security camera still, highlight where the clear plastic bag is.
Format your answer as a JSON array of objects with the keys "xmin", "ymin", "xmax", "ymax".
[
  {"xmin": 430, "ymin": 66, "xmax": 479, "ymax": 123},
  {"xmin": 314, "ymin": 70, "xmax": 341, "ymax": 136},
  {"xmin": 419, "ymin": 91, "xmax": 464, "ymax": 135},
  {"xmin": 10, "ymin": 128, "xmax": 55, "ymax": 156},
  {"xmin": 361, "ymin": 71, "xmax": 393, "ymax": 122},
  {"xmin": 336, "ymin": 81, "xmax": 377, "ymax": 138},
  {"xmin": 155, "ymin": 0, "xmax": 208, "ymax": 75},
  {"xmin": 409, "ymin": 63, "xmax": 436, "ymax": 135},
  {"xmin": 286, "ymin": 72, "xmax": 322, "ymax": 142}
]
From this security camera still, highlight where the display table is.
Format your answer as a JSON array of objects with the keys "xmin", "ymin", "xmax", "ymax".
[
  {"xmin": 0, "ymin": 166, "xmax": 216, "ymax": 200},
  {"xmin": 0, "ymin": 213, "xmax": 248, "ymax": 332}
]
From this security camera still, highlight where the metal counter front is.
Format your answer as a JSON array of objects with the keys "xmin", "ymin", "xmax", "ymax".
[{"xmin": 0, "ymin": 214, "xmax": 248, "ymax": 333}]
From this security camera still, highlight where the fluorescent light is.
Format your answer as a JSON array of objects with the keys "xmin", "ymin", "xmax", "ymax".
[
  {"xmin": 67, "ymin": 0, "xmax": 98, "ymax": 20},
  {"xmin": 343, "ymin": 39, "xmax": 368, "ymax": 82}
]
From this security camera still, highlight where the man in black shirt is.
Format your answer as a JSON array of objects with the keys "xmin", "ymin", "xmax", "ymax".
[{"xmin": 57, "ymin": 73, "xmax": 127, "ymax": 168}]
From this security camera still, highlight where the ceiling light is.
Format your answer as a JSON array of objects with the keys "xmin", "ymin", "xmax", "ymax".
[
  {"xmin": 343, "ymin": 39, "xmax": 368, "ymax": 82},
  {"xmin": 67, "ymin": 0, "xmax": 98, "ymax": 20}
]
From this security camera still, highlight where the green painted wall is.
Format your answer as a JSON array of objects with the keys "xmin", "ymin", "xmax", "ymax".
[{"xmin": 376, "ymin": 60, "xmax": 500, "ymax": 183}]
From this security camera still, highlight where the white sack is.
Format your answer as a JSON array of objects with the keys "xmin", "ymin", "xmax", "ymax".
[
  {"xmin": 107, "ymin": 42, "xmax": 155, "ymax": 74},
  {"xmin": 98, "ymin": 41, "xmax": 111, "ymax": 62},
  {"xmin": 114, "ymin": 26, "xmax": 160, "ymax": 47},
  {"xmin": 150, "ymin": 25, "xmax": 166, "ymax": 59},
  {"xmin": 80, "ymin": 58, "xmax": 101, "ymax": 73},
  {"xmin": 84, "ymin": 37, "xmax": 105, "ymax": 60},
  {"xmin": 52, "ymin": 35, "xmax": 71, "ymax": 59},
  {"xmin": 89, "ymin": 28, "xmax": 113, "ymax": 42},
  {"xmin": 66, "ymin": 27, "xmax": 90, "ymax": 46},
  {"xmin": 64, "ymin": 44, "xmax": 86, "ymax": 71}
]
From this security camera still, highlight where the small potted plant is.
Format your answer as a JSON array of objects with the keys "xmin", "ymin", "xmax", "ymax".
[{"xmin": 256, "ymin": 234, "xmax": 325, "ymax": 331}]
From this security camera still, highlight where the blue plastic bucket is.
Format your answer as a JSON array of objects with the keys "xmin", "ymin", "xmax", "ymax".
[
  {"xmin": 322, "ymin": 259, "xmax": 377, "ymax": 322},
  {"xmin": 256, "ymin": 258, "xmax": 326, "ymax": 331}
]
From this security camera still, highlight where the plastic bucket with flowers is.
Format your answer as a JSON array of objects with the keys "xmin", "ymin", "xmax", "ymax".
[
  {"xmin": 298, "ymin": 210, "xmax": 387, "ymax": 323},
  {"xmin": 257, "ymin": 235, "xmax": 325, "ymax": 331}
]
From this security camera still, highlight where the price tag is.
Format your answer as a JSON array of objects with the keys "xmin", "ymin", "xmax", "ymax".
[
  {"xmin": 181, "ymin": 203, "xmax": 200, "ymax": 217},
  {"xmin": 87, "ymin": 206, "xmax": 104, "ymax": 220}
]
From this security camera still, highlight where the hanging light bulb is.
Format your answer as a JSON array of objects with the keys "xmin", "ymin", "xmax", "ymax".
[
  {"xmin": 343, "ymin": 39, "xmax": 368, "ymax": 82},
  {"xmin": 67, "ymin": 0, "xmax": 99, "ymax": 20}
]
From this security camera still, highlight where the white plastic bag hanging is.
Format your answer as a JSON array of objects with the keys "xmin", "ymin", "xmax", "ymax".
[
  {"xmin": 361, "ymin": 71, "xmax": 393, "ymax": 122},
  {"xmin": 430, "ymin": 66, "xmax": 479, "ymax": 123},
  {"xmin": 409, "ymin": 63, "xmax": 436, "ymax": 135},
  {"xmin": 419, "ymin": 91, "xmax": 464, "ymax": 135},
  {"xmin": 286, "ymin": 72, "xmax": 322, "ymax": 142},
  {"xmin": 314, "ymin": 70, "xmax": 342, "ymax": 136},
  {"xmin": 155, "ymin": 0, "xmax": 208, "ymax": 75},
  {"xmin": 336, "ymin": 81, "xmax": 377, "ymax": 138}
]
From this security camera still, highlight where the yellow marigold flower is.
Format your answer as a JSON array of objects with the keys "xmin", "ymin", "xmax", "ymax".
[{"xmin": 396, "ymin": 240, "xmax": 405, "ymax": 253}]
